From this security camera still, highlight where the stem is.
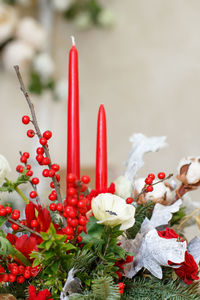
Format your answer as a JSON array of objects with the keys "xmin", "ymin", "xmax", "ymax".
[
  {"xmin": 7, "ymin": 217, "xmax": 42, "ymax": 238},
  {"xmin": 15, "ymin": 186, "xmax": 29, "ymax": 204},
  {"xmin": 103, "ymin": 228, "xmax": 111, "ymax": 257},
  {"xmin": 14, "ymin": 65, "xmax": 62, "ymax": 204},
  {"xmin": 177, "ymin": 207, "xmax": 200, "ymax": 230}
]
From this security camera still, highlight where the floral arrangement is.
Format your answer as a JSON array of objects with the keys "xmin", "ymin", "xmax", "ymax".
[{"xmin": 1, "ymin": 65, "xmax": 200, "ymax": 300}]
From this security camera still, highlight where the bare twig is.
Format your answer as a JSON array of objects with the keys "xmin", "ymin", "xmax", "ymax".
[
  {"xmin": 177, "ymin": 207, "xmax": 200, "ymax": 230},
  {"xmin": 7, "ymin": 217, "xmax": 42, "ymax": 238},
  {"xmin": 14, "ymin": 65, "xmax": 62, "ymax": 204}
]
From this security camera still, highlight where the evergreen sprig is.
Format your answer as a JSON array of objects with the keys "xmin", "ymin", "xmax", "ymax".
[
  {"xmin": 122, "ymin": 275, "xmax": 200, "ymax": 300},
  {"xmin": 126, "ymin": 201, "xmax": 154, "ymax": 239}
]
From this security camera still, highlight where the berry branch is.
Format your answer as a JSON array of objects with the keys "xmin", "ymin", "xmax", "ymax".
[
  {"xmin": 132, "ymin": 173, "xmax": 173, "ymax": 202},
  {"xmin": 14, "ymin": 65, "xmax": 62, "ymax": 204},
  {"xmin": 7, "ymin": 216, "xmax": 42, "ymax": 238}
]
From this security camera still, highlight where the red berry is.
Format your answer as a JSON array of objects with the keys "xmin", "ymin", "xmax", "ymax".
[
  {"xmin": 12, "ymin": 223, "xmax": 19, "ymax": 230},
  {"xmin": 30, "ymin": 220, "xmax": 38, "ymax": 228},
  {"xmin": 81, "ymin": 184, "xmax": 87, "ymax": 192},
  {"xmin": 146, "ymin": 185, "xmax": 153, "ymax": 192},
  {"xmin": 26, "ymin": 170, "xmax": 33, "ymax": 177},
  {"xmin": 77, "ymin": 235, "xmax": 82, "ymax": 243},
  {"xmin": 51, "ymin": 164, "xmax": 60, "ymax": 172},
  {"xmin": 17, "ymin": 275, "xmax": 25, "ymax": 284},
  {"xmin": 20, "ymin": 220, "xmax": 25, "ymax": 226},
  {"xmin": 2, "ymin": 274, "xmax": 9, "ymax": 282},
  {"xmin": 23, "ymin": 152, "xmax": 30, "ymax": 158},
  {"xmin": 145, "ymin": 177, "xmax": 153, "ymax": 185},
  {"xmin": 67, "ymin": 173, "xmax": 76, "ymax": 183},
  {"xmin": 67, "ymin": 187, "xmax": 76, "ymax": 196},
  {"xmin": 16, "ymin": 165, "xmax": 23, "ymax": 173},
  {"xmin": 30, "ymin": 191, "xmax": 37, "ymax": 198},
  {"xmin": 43, "ymin": 130, "xmax": 52, "ymax": 140},
  {"xmin": 22, "ymin": 115, "xmax": 30, "ymax": 125},
  {"xmin": 118, "ymin": 282, "xmax": 125, "ymax": 289},
  {"xmin": 158, "ymin": 172, "xmax": 166, "ymax": 180},
  {"xmin": 36, "ymin": 154, "xmax": 44, "ymax": 163},
  {"xmin": 26, "ymin": 164, "xmax": 31, "ymax": 170},
  {"xmin": 119, "ymin": 289, "xmax": 124, "ymax": 294},
  {"xmin": 48, "ymin": 193, "xmax": 57, "ymax": 201},
  {"xmin": 77, "ymin": 200, "xmax": 86, "ymax": 208},
  {"xmin": 68, "ymin": 198, "xmax": 77, "ymax": 206},
  {"xmin": 12, "ymin": 209, "xmax": 20, "ymax": 220},
  {"xmin": 36, "ymin": 147, "xmax": 44, "ymax": 154},
  {"xmin": 69, "ymin": 218, "xmax": 79, "ymax": 228},
  {"xmin": 49, "ymin": 203, "xmax": 56, "ymax": 211},
  {"xmin": 50, "ymin": 182, "xmax": 55, "ymax": 188},
  {"xmin": 42, "ymin": 157, "xmax": 50, "ymax": 165},
  {"xmin": 0, "ymin": 208, "xmax": 6, "ymax": 216},
  {"xmin": 5, "ymin": 206, "xmax": 12, "ymax": 214},
  {"xmin": 79, "ymin": 216, "xmax": 87, "ymax": 226},
  {"xmin": 64, "ymin": 226, "xmax": 74, "ymax": 235},
  {"xmin": 18, "ymin": 265, "xmax": 25, "ymax": 274},
  {"xmin": 68, "ymin": 209, "xmax": 77, "ymax": 218},
  {"xmin": 148, "ymin": 173, "xmax": 155, "ymax": 180},
  {"xmin": 32, "ymin": 177, "xmax": 39, "ymax": 185},
  {"xmin": 39, "ymin": 137, "xmax": 47, "ymax": 146},
  {"xmin": 42, "ymin": 169, "xmax": 49, "ymax": 177},
  {"xmin": 56, "ymin": 203, "xmax": 63, "ymax": 212},
  {"xmin": 23, "ymin": 270, "xmax": 31, "ymax": 279},
  {"xmin": 48, "ymin": 169, "xmax": 55, "ymax": 177},
  {"xmin": 8, "ymin": 263, "xmax": 17, "ymax": 271},
  {"xmin": 20, "ymin": 156, "xmax": 27, "ymax": 163},
  {"xmin": 126, "ymin": 197, "xmax": 133, "ymax": 204},
  {"xmin": 81, "ymin": 175, "xmax": 90, "ymax": 184},
  {"xmin": 27, "ymin": 129, "xmax": 35, "ymax": 138},
  {"xmin": 0, "ymin": 205, "xmax": 3, "ymax": 209},
  {"xmin": 11, "ymin": 266, "xmax": 19, "ymax": 275},
  {"xmin": 8, "ymin": 274, "xmax": 16, "ymax": 282},
  {"xmin": 56, "ymin": 174, "xmax": 60, "ymax": 182}
]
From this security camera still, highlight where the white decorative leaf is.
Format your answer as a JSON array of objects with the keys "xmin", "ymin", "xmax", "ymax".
[
  {"xmin": 121, "ymin": 200, "xmax": 186, "ymax": 279},
  {"xmin": 125, "ymin": 133, "xmax": 167, "ymax": 182},
  {"xmin": 188, "ymin": 237, "xmax": 200, "ymax": 265}
]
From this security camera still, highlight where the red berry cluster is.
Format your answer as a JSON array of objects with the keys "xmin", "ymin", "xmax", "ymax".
[
  {"xmin": 144, "ymin": 172, "xmax": 166, "ymax": 193},
  {"xmin": 0, "ymin": 263, "xmax": 38, "ymax": 284},
  {"xmin": 0, "ymin": 205, "xmax": 22, "ymax": 231},
  {"xmin": 48, "ymin": 173, "xmax": 91, "ymax": 242},
  {"xmin": 118, "ymin": 282, "xmax": 125, "ymax": 294}
]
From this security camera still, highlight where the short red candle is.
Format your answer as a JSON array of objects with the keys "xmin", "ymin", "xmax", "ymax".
[
  {"xmin": 67, "ymin": 37, "xmax": 80, "ymax": 183},
  {"xmin": 96, "ymin": 104, "xmax": 107, "ymax": 190}
]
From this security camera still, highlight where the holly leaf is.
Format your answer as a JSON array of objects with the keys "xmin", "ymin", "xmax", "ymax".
[{"xmin": 81, "ymin": 216, "xmax": 104, "ymax": 244}]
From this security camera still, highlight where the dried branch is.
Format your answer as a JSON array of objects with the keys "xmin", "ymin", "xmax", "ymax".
[{"xmin": 14, "ymin": 65, "xmax": 62, "ymax": 204}]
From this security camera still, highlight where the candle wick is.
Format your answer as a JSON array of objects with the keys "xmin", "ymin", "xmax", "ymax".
[{"xmin": 71, "ymin": 36, "xmax": 75, "ymax": 46}]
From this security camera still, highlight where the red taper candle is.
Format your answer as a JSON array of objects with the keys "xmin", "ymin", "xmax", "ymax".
[
  {"xmin": 96, "ymin": 104, "xmax": 107, "ymax": 190},
  {"xmin": 67, "ymin": 36, "xmax": 80, "ymax": 182}
]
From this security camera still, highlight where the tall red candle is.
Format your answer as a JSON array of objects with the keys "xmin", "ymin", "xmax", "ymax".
[
  {"xmin": 67, "ymin": 36, "xmax": 80, "ymax": 182},
  {"xmin": 96, "ymin": 104, "xmax": 107, "ymax": 190}
]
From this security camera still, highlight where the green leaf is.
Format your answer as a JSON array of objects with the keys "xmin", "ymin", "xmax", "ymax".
[{"xmin": 81, "ymin": 216, "xmax": 104, "ymax": 244}]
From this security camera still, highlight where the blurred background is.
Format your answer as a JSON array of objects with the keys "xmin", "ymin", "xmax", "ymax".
[{"xmin": 0, "ymin": 0, "xmax": 200, "ymax": 236}]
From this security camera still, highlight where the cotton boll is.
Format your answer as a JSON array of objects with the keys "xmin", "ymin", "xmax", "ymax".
[
  {"xmin": 0, "ymin": 154, "xmax": 11, "ymax": 185},
  {"xmin": 52, "ymin": 0, "xmax": 71, "ymax": 12},
  {"xmin": 2, "ymin": 40, "xmax": 34, "ymax": 71},
  {"xmin": 74, "ymin": 12, "xmax": 92, "ymax": 30},
  {"xmin": 0, "ymin": 4, "xmax": 18, "ymax": 44},
  {"xmin": 54, "ymin": 78, "xmax": 68, "ymax": 100},
  {"xmin": 16, "ymin": 17, "xmax": 47, "ymax": 51},
  {"xmin": 97, "ymin": 9, "xmax": 115, "ymax": 27},
  {"xmin": 114, "ymin": 176, "xmax": 132, "ymax": 199},
  {"xmin": 33, "ymin": 53, "xmax": 55, "ymax": 83},
  {"xmin": 177, "ymin": 157, "xmax": 200, "ymax": 184}
]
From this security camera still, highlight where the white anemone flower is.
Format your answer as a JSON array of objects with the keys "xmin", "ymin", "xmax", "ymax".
[
  {"xmin": 0, "ymin": 154, "xmax": 11, "ymax": 185},
  {"xmin": 91, "ymin": 193, "xmax": 135, "ymax": 230}
]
